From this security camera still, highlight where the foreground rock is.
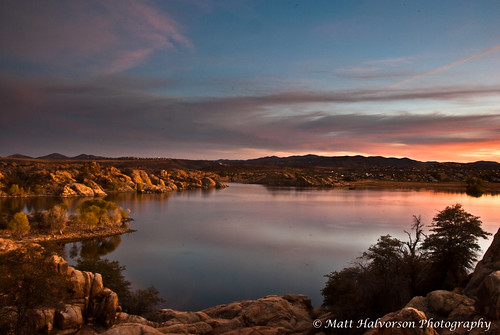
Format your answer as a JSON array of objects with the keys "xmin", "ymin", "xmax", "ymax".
[
  {"xmin": 99, "ymin": 294, "xmax": 315, "ymax": 335},
  {"xmin": 20, "ymin": 254, "xmax": 121, "ymax": 334}
]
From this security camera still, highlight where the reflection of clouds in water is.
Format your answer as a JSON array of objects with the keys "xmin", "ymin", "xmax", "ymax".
[{"xmin": 52, "ymin": 184, "xmax": 500, "ymax": 311}]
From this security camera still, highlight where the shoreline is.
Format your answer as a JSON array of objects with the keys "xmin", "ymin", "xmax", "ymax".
[{"xmin": 0, "ymin": 225, "xmax": 136, "ymax": 253}]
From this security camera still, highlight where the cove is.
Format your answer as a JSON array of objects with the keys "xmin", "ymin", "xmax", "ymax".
[{"xmin": 63, "ymin": 183, "xmax": 499, "ymax": 311}]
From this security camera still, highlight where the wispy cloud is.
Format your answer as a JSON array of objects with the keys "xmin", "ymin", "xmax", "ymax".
[
  {"xmin": 336, "ymin": 57, "xmax": 415, "ymax": 80},
  {"xmin": 0, "ymin": 0, "xmax": 191, "ymax": 75},
  {"xmin": 389, "ymin": 43, "xmax": 500, "ymax": 89}
]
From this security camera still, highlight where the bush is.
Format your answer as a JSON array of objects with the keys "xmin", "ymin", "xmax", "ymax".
[
  {"xmin": 9, "ymin": 184, "xmax": 24, "ymax": 196},
  {"xmin": 76, "ymin": 199, "xmax": 127, "ymax": 228},
  {"xmin": 8, "ymin": 212, "xmax": 30, "ymax": 236},
  {"xmin": 466, "ymin": 177, "xmax": 485, "ymax": 197},
  {"xmin": 40, "ymin": 204, "xmax": 68, "ymax": 234}
]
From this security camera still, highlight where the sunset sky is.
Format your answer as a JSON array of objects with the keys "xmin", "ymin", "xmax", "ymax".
[{"xmin": 1, "ymin": 0, "xmax": 500, "ymax": 162}]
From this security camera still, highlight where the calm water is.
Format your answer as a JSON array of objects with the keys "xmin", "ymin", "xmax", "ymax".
[{"xmin": 6, "ymin": 184, "xmax": 499, "ymax": 311}]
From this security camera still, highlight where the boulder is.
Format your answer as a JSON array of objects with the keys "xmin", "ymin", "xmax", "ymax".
[
  {"xmin": 116, "ymin": 312, "xmax": 155, "ymax": 327},
  {"xmin": 201, "ymin": 177, "xmax": 217, "ymax": 189},
  {"xmin": 71, "ymin": 183, "xmax": 95, "ymax": 196},
  {"xmin": 0, "ymin": 238, "xmax": 21, "ymax": 253},
  {"xmin": 101, "ymin": 323, "xmax": 165, "ymax": 335},
  {"xmin": 29, "ymin": 308, "xmax": 55, "ymax": 333},
  {"xmin": 476, "ymin": 270, "xmax": 500, "ymax": 319},
  {"xmin": 61, "ymin": 185, "xmax": 78, "ymax": 197},
  {"xmin": 150, "ymin": 309, "xmax": 210, "ymax": 324},
  {"xmin": 202, "ymin": 294, "xmax": 314, "ymax": 334},
  {"xmin": 465, "ymin": 228, "xmax": 500, "ymax": 298},
  {"xmin": 405, "ymin": 290, "xmax": 477, "ymax": 324},
  {"xmin": 91, "ymin": 272, "xmax": 104, "ymax": 295},
  {"xmin": 364, "ymin": 307, "xmax": 438, "ymax": 335},
  {"xmin": 50, "ymin": 170, "xmax": 76, "ymax": 184},
  {"xmin": 91, "ymin": 288, "xmax": 119, "ymax": 327},
  {"xmin": 84, "ymin": 179, "xmax": 107, "ymax": 196},
  {"xmin": 426, "ymin": 290, "xmax": 475, "ymax": 317},
  {"xmin": 129, "ymin": 170, "xmax": 152, "ymax": 185},
  {"xmin": 217, "ymin": 326, "xmax": 289, "ymax": 335},
  {"xmin": 55, "ymin": 304, "xmax": 84, "ymax": 331}
]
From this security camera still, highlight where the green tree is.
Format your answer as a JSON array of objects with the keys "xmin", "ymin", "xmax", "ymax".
[
  {"xmin": 8, "ymin": 212, "xmax": 30, "ymax": 236},
  {"xmin": 421, "ymin": 203, "xmax": 491, "ymax": 289},
  {"xmin": 76, "ymin": 199, "xmax": 126, "ymax": 228}
]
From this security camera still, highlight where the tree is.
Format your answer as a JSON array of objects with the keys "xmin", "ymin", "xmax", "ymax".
[
  {"xmin": 9, "ymin": 184, "xmax": 24, "ymax": 196},
  {"xmin": 0, "ymin": 246, "xmax": 71, "ymax": 334},
  {"xmin": 75, "ymin": 257, "xmax": 164, "ymax": 318},
  {"xmin": 403, "ymin": 215, "xmax": 426, "ymax": 296},
  {"xmin": 124, "ymin": 286, "xmax": 165, "ymax": 317},
  {"xmin": 76, "ymin": 199, "xmax": 127, "ymax": 228},
  {"xmin": 421, "ymin": 203, "xmax": 491, "ymax": 289},
  {"xmin": 466, "ymin": 177, "xmax": 485, "ymax": 197},
  {"xmin": 322, "ymin": 234, "xmax": 413, "ymax": 320},
  {"xmin": 41, "ymin": 204, "xmax": 68, "ymax": 234},
  {"xmin": 8, "ymin": 212, "xmax": 30, "ymax": 236}
]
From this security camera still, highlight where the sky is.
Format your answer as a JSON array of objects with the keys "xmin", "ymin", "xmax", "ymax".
[{"xmin": 1, "ymin": 0, "xmax": 500, "ymax": 162}]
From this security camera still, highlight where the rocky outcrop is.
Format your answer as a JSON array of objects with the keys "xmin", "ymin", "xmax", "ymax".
[
  {"xmin": 237, "ymin": 171, "xmax": 343, "ymax": 188},
  {"xmin": 101, "ymin": 294, "xmax": 315, "ymax": 335},
  {"xmin": 405, "ymin": 290, "xmax": 476, "ymax": 322},
  {"xmin": 32, "ymin": 255, "xmax": 120, "ymax": 334},
  {"xmin": 0, "ymin": 160, "xmax": 227, "ymax": 197},
  {"xmin": 465, "ymin": 228, "xmax": 500, "ymax": 297},
  {"xmin": 364, "ymin": 307, "xmax": 438, "ymax": 335},
  {"xmin": 61, "ymin": 183, "xmax": 96, "ymax": 197}
]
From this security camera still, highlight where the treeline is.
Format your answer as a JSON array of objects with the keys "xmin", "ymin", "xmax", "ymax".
[
  {"xmin": 321, "ymin": 204, "xmax": 491, "ymax": 327},
  {"xmin": 1, "ymin": 198, "xmax": 129, "ymax": 237}
]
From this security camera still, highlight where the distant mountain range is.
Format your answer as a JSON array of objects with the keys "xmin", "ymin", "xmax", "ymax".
[
  {"xmin": 4, "ymin": 153, "xmax": 500, "ymax": 168},
  {"xmin": 220, "ymin": 154, "xmax": 432, "ymax": 168},
  {"xmin": 7, "ymin": 153, "xmax": 108, "ymax": 160}
]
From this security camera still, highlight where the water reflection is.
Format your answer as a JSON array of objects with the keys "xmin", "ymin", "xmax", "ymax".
[
  {"xmin": 68, "ymin": 235, "xmax": 122, "ymax": 261},
  {"xmin": 3, "ymin": 185, "xmax": 500, "ymax": 312}
]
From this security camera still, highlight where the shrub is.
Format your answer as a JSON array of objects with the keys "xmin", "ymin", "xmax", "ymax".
[
  {"xmin": 41, "ymin": 204, "xmax": 68, "ymax": 234},
  {"xmin": 76, "ymin": 199, "xmax": 127, "ymax": 228},
  {"xmin": 9, "ymin": 184, "xmax": 24, "ymax": 196},
  {"xmin": 8, "ymin": 212, "xmax": 30, "ymax": 236},
  {"xmin": 466, "ymin": 177, "xmax": 485, "ymax": 197}
]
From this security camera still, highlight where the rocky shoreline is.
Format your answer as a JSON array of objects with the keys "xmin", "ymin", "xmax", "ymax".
[{"xmin": 0, "ymin": 160, "xmax": 227, "ymax": 198}]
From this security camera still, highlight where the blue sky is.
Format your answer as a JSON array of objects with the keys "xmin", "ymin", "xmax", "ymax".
[{"xmin": 1, "ymin": 0, "xmax": 500, "ymax": 161}]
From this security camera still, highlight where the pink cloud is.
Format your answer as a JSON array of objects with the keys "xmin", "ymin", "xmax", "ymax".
[{"xmin": 0, "ymin": 0, "xmax": 192, "ymax": 75}]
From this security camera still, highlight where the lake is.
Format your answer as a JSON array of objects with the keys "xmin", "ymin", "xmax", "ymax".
[{"xmin": 29, "ymin": 184, "xmax": 500, "ymax": 311}]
